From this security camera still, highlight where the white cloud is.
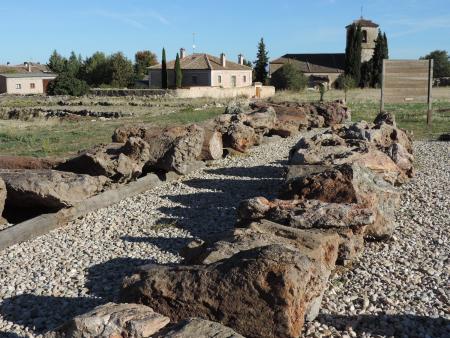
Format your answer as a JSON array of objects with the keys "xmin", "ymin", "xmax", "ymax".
[
  {"xmin": 387, "ymin": 15, "xmax": 450, "ymax": 38},
  {"xmin": 87, "ymin": 9, "xmax": 169, "ymax": 29}
]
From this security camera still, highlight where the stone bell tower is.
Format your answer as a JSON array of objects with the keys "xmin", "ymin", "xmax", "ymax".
[{"xmin": 346, "ymin": 18, "xmax": 379, "ymax": 63}]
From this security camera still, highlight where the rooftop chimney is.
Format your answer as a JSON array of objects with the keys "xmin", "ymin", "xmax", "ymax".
[
  {"xmin": 238, "ymin": 54, "xmax": 244, "ymax": 65},
  {"xmin": 24, "ymin": 62, "xmax": 31, "ymax": 72},
  {"xmin": 180, "ymin": 48, "xmax": 186, "ymax": 59},
  {"xmin": 220, "ymin": 53, "xmax": 226, "ymax": 67}
]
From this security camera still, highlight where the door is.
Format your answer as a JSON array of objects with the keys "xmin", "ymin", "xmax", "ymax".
[
  {"xmin": 43, "ymin": 79, "xmax": 52, "ymax": 94},
  {"xmin": 256, "ymin": 86, "xmax": 261, "ymax": 98},
  {"xmin": 231, "ymin": 76, "xmax": 236, "ymax": 87}
]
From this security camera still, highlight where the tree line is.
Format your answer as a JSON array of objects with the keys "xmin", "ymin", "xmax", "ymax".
[{"xmin": 47, "ymin": 50, "xmax": 158, "ymax": 95}]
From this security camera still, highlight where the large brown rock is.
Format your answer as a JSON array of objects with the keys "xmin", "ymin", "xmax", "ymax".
[
  {"xmin": 251, "ymin": 100, "xmax": 350, "ymax": 127},
  {"xmin": 236, "ymin": 198, "xmax": 371, "ymax": 265},
  {"xmin": 288, "ymin": 132, "xmax": 407, "ymax": 185},
  {"xmin": 113, "ymin": 124, "xmax": 205, "ymax": 175},
  {"xmin": 198, "ymin": 128, "xmax": 223, "ymax": 161},
  {"xmin": 0, "ymin": 156, "xmax": 60, "ymax": 170},
  {"xmin": 57, "ymin": 138, "xmax": 149, "ymax": 183},
  {"xmin": 222, "ymin": 121, "xmax": 261, "ymax": 153},
  {"xmin": 0, "ymin": 169, "xmax": 109, "ymax": 210},
  {"xmin": 332, "ymin": 116, "xmax": 414, "ymax": 179},
  {"xmin": 280, "ymin": 163, "xmax": 401, "ymax": 239},
  {"xmin": 45, "ymin": 302, "xmax": 170, "ymax": 338},
  {"xmin": 156, "ymin": 318, "xmax": 244, "ymax": 338},
  {"xmin": 289, "ymin": 133, "xmax": 368, "ymax": 166},
  {"xmin": 121, "ymin": 244, "xmax": 332, "ymax": 338}
]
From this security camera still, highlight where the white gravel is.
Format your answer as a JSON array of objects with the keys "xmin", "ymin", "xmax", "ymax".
[
  {"xmin": 0, "ymin": 136, "xmax": 448, "ymax": 338},
  {"xmin": 304, "ymin": 141, "xmax": 450, "ymax": 338}
]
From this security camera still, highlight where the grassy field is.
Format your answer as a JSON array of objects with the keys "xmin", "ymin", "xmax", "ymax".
[
  {"xmin": 0, "ymin": 105, "xmax": 224, "ymax": 158},
  {"xmin": 0, "ymin": 88, "xmax": 448, "ymax": 158}
]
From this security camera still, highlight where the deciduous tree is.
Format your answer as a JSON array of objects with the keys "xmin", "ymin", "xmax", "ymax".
[
  {"xmin": 134, "ymin": 50, "xmax": 158, "ymax": 79},
  {"xmin": 270, "ymin": 63, "xmax": 307, "ymax": 91},
  {"xmin": 109, "ymin": 52, "xmax": 134, "ymax": 88},
  {"xmin": 421, "ymin": 50, "xmax": 450, "ymax": 78}
]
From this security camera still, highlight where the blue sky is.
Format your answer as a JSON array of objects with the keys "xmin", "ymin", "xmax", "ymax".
[{"xmin": 1, "ymin": 0, "xmax": 449, "ymax": 64}]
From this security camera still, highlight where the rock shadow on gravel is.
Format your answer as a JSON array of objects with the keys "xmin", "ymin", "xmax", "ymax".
[
  {"xmin": 157, "ymin": 175, "xmax": 281, "ymax": 239},
  {"xmin": 85, "ymin": 257, "xmax": 156, "ymax": 301},
  {"xmin": 316, "ymin": 313, "xmax": 450, "ymax": 338},
  {"xmin": 204, "ymin": 164, "xmax": 285, "ymax": 179},
  {"xmin": 0, "ymin": 294, "xmax": 103, "ymax": 335}
]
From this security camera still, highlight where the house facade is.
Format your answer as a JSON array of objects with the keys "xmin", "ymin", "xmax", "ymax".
[
  {"xmin": 0, "ymin": 72, "xmax": 57, "ymax": 95},
  {"xmin": 149, "ymin": 50, "xmax": 253, "ymax": 89}
]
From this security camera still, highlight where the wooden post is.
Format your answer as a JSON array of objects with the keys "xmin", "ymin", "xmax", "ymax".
[
  {"xmin": 427, "ymin": 59, "xmax": 434, "ymax": 126},
  {"xmin": 380, "ymin": 59, "xmax": 386, "ymax": 112}
]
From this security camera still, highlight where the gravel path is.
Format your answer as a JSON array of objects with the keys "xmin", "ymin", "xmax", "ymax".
[
  {"xmin": 304, "ymin": 141, "xmax": 450, "ymax": 338},
  {"xmin": 0, "ymin": 136, "xmax": 448, "ymax": 338}
]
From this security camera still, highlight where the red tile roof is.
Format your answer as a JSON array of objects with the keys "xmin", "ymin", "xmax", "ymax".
[{"xmin": 149, "ymin": 53, "xmax": 251, "ymax": 71}]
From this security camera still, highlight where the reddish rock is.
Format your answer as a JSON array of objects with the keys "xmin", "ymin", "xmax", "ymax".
[
  {"xmin": 121, "ymin": 244, "xmax": 333, "ymax": 338},
  {"xmin": 280, "ymin": 163, "xmax": 401, "ymax": 239},
  {"xmin": 0, "ymin": 156, "xmax": 60, "ymax": 170},
  {"xmin": 46, "ymin": 302, "xmax": 170, "ymax": 338}
]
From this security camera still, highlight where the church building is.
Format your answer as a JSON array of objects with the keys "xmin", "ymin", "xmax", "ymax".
[{"xmin": 269, "ymin": 18, "xmax": 379, "ymax": 87}]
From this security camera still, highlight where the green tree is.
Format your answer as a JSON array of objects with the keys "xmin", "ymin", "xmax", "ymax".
[
  {"xmin": 254, "ymin": 38, "xmax": 269, "ymax": 83},
  {"xmin": 161, "ymin": 48, "xmax": 168, "ymax": 89},
  {"xmin": 66, "ymin": 51, "xmax": 82, "ymax": 77},
  {"xmin": 345, "ymin": 24, "xmax": 362, "ymax": 84},
  {"xmin": 48, "ymin": 50, "xmax": 66, "ymax": 74},
  {"xmin": 360, "ymin": 60, "xmax": 373, "ymax": 88},
  {"xmin": 134, "ymin": 50, "xmax": 158, "ymax": 79},
  {"xmin": 383, "ymin": 33, "xmax": 389, "ymax": 60},
  {"xmin": 335, "ymin": 74, "xmax": 356, "ymax": 102},
  {"xmin": 47, "ymin": 73, "xmax": 89, "ymax": 96},
  {"xmin": 81, "ymin": 52, "xmax": 111, "ymax": 86},
  {"xmin": 243, "ymin": 59, "xmax": 252, "ymax": 68},
  {"xmin": 420, "ymin": 50, "xmax": 450, "ymax": 78},
  {"xmin": 370, "ymin": 30, "xmax": 389, "ymax": 87},
  {"xmin": 174, "ymin": 53, "xmax": 182, "ymax": 88},
  {"xmin": 270, "ymin": 63, "xmax": 307, "ymax": 91},
  {"xmin": 109, "ymin": 52, "xmax": 134, "ymax": 88}
]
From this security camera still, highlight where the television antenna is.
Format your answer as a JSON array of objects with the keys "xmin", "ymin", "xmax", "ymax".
[{"xmin": 360, "ymin": 5, "xmax": 364, "ymax": 19}]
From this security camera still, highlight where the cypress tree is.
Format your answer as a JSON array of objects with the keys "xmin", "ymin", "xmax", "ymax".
[
  {"xmin": 345, "ymin": 24, "xmax": 362, "ymax": 85},
  {"xmin": 161, "ymin": 48, "xmax": 168, "ymax": 89},
  {"xmin": 254, "ymin": 38, "xmax": 269, "ymax": 83},
  {"xmin": 383, "ymin": 33, "xmax": 389, "ymax": 60},
  {"xmin": 174, "ymin": 53, "xmax": 182, "ymax": 88},
  {"xmin": 371, "ymin": 30, "xmax": 384, "ymax": 87}
]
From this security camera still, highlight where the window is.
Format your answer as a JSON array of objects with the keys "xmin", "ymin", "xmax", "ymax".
[
  {"xmin": 231, "ymin": 76, "xmax": 237, "ymax": 87},
  {"xmin": 192, "ymin": 75, "xmax": 198, "ymax": 85},
  {"xmin": 243, "ymin": 75, "xmax": 247, "ymax": 83},
  {"xmin": 362, "ymin": 30, "xmax": 368, "ymax": 43},
  {"xmin": 218, "ymin": 75, "xmax": 222, "ymax": 84},
  {"xmin": 16, "ymin": 84, "xmax": 21, "ymax": 89},
  {"xmin": 30, "ymin": 83, "xmax": 35, "ymax": 89}
]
